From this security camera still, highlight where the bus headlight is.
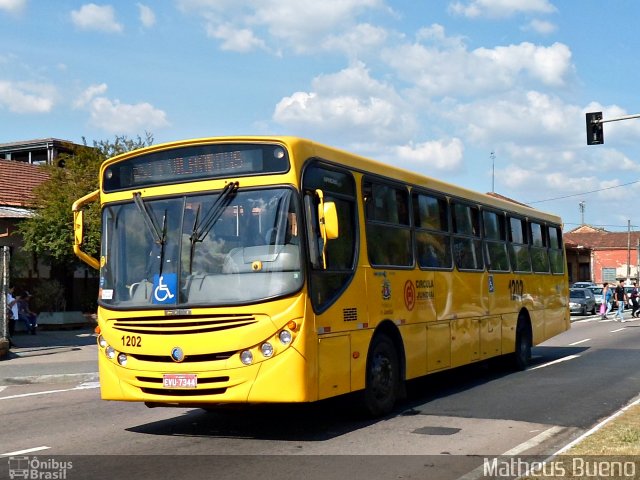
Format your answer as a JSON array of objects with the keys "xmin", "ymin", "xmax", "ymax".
[
  {"xmin": 105, "ymin": 345, "xmax": 116, "ymax": 359},
  {"xmin": 117, "ymin": 353, "xmax": 128, "ymax": 366},
  {"xmin": 279, "ymin": 330, "xmax": 292, "ymax": 345},
  {"xmin": 98, "ymin": 335, "xmax": 107, "ymax": 348},
  {"xmin": 260, "ymin": 342, "xmax": 274, "ymax": 358},
  {"xmin": 240, "ymin": 350, "xmax": 253, "ymax": 365}
]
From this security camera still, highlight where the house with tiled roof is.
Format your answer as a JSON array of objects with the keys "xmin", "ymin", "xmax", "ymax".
[
  {"xmin": 0, "ymin": 159, "xmax": 51, "ymax": 282},
  {"xmin": 564, "ymin": 225, "xmax": 640, "ymax": 284}
]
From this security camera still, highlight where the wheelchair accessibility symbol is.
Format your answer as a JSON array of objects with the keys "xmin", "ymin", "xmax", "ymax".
[{"xmin": 152, "ymin": 273, "xmax": 177, "ymax": 304}]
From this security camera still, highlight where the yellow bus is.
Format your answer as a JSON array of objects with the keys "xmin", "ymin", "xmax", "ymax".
[{"xmin": 73, "ymin": 136, "xmax": 569, "ymax": 416}]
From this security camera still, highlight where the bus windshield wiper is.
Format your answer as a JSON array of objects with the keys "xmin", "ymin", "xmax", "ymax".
[
  {"xmin": 188, "ymin": 181, "xmax": 238, "ymax": 272},
  {"xmin": 133, "ymin": 192, "xmax": 167, "ymax": 276},
  {"xmin": 192, "ymin": 181, "xmax": 239, "ymax": 243}
]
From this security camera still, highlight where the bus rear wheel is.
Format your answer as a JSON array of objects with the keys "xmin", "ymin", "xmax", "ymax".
[
  {"xmin": 513, "ymin": 320, "xmax": 532, "ymax": 371},
  {"xmin": 363, "ymin": 334, "xmax": 399, "ymax": 417}
]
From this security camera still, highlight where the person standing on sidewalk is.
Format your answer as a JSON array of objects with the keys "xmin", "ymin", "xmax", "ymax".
[
  {"xmin": 6, "ymin": 285, "xmax": 19, "ymax": 336},
  {"xmin": 614, "ymin": 280, "xmax": 627, "ymax": 322},
  {"xmin": 631, "ymin": 282, "xmax": 640, "ymax": 318},
  {"xmin": 17, "ymin": 291, "xmax": 37, "ymax": 335}
]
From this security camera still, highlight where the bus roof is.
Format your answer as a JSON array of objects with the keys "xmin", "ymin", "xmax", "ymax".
[{"xmin": 102, "ymin": 135, "xmax": 562, "ymax": 225}]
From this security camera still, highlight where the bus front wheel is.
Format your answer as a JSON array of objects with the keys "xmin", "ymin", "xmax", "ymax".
[{"xmin": 363, "ymin": 334, "xmax": 399, "ymax": 417}]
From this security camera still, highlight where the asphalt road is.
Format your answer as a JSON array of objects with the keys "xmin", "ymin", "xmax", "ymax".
[{"xmin": 0, "ymin": 314, "xmax": 638, "ymax": 480}]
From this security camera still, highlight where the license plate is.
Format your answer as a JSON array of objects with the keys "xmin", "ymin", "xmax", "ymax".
[{"xmin": 162, "ymin": 373, "xmax": 197, "ymax": 389}]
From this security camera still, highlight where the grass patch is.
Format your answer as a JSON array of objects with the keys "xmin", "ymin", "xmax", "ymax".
[{"xmin": 563, "ymin": 403, "xmax": 640, "ymax": 456}]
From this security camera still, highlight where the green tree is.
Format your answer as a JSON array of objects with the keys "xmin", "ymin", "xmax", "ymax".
[{"xmin": 19, "ymin": 133, "xmax": 154, "ymax": 270}]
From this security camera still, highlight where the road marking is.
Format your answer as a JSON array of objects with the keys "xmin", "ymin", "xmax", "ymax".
[
  {"xmin": 0, "ymin": 386, "xmax": 6, "ymax": 393},
  {"xmin": 528, "ymin": 354, "xmax": 580, "ymax": 371},
  {"xmin": 502, "ymin": 426, "xmax": 564, "ymax": 455},
  {"xmin": 0, "ymin": 383, "xmax": 99, "ymax": 401},
  {"xmin": 568, "ymin": 338, "xmax": 590, "ymax": 346},
  {"xmin": 457, "ymin": 426, "xmax": 564, "ymax": 480},
  {"xmin": 1, "ymin": 446, "xmax": 50, "ymax": 457},
  {"xmin": 610, "ymin": 327, "xmax": 626, "ymax": 333}
]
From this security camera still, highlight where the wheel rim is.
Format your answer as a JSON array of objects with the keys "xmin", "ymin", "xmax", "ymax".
[{"xmin": 370, "ymin": 352, "xmax": 394, "ymax": 400}]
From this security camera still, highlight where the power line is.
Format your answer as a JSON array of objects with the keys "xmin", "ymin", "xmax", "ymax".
[{"xmin": 527, "ymin": 179, "xmax": 640, "ymax": 204}]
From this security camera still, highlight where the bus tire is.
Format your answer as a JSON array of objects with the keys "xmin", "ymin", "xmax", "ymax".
[
  {"xmin": 363, "ymin": 333, "xmax": 399, "ymax": 417},
  {"xmin": 513, "ymin": 318, "xmax": 532, "ymax": 371}
]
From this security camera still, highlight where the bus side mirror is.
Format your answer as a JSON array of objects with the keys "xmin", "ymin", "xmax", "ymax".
[
  {"xmin": 316, "ymin": 189, "xmax": 339, "ymax": 269},
  {"xmin": 321, "ymin": 201, "xmax": 339, "ymax": 240},
  {"xmin": 72, "ymin": 189, "xmax": 100, "ymax": 270}
]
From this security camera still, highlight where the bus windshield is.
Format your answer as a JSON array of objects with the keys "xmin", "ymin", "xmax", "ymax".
[{"xmin": 99, "ymin": 186, "xmax": 303, "ymax": 308}]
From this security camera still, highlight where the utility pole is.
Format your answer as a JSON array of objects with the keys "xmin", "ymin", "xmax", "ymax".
[
  {"xmin": 627, "ymin": 220, "xmax": 632, "ymax": 283},
  {"xmin": 490, "ymin": 151, "xmax": 495, "ymax": 193},
  {"xmin": 579, "ymin": 201, "xmax": 585, "ymax": 225}
]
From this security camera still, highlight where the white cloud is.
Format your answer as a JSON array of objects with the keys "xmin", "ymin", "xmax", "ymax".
[
  {"xmin": 88, "ymin": 97, "xmax": 169, "ymax": 133},
  {"xmin": 0, "ymin": 0, "xmax": 25, "ymax": 13},
  {"xmin": 449, "ymin": 0, "xmax": 556, "ymax": 18},
  {"xmin": 176, "ymin": 0, "xmax": 385, "ymax": 53},
  {"xmin": 0, "ymin": 81, "xmax": 55, "ymax": 113},
  {"xmin": 73, "ymin": 83, "xmax": 108, "ymax": 108},
  {"xmin": 382, "ymin": 26, "xmax": 573, "ymax": 97},
  {"xmin": 206, "ymin": 23, "xmax": 267, "ymax": 52},
  {"xmin": 450, "ymin": 90, "xmax": 581, "ymax": 147},
  {"xmin": 74, "ymin": 83, "xmax": 169, "ymax": 133},
  {"xmin": 70, "ymin": 4, "xmax": 123, "ymax": 33},
  {"xmin": 523, "ymin": 19, "xmax": 557, "ymax": 35},
  {"xmin": 321, "ymin": 23, "xmax": 388, "ymax": 58},
  {"xmin": 393, "ymin": 138, "xmax": 464, "ymax": 171},
  {"xmin": 137, "ymin": 3, "xmax": 156, "ymax": 28},
  {"xmin": 273, "ymin": 62, "xmax": 417, "ymax": 143}
]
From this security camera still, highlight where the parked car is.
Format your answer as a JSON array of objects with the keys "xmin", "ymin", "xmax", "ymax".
[
  {"xmin": 589, "ymin": 286, "xmax": 604, "ymax": 309},
  {"xmin": 572, "ymin": 281, "xmax": 597, "ymax": 289},
  {"xmin": 569, "ymin": 287, "xmax": 596, "ymax": 315}
]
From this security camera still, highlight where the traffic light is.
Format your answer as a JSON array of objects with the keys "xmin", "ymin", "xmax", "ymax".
[{"xmin": 586, "ymin": 111, "xmax": 604, "ymax": 145}]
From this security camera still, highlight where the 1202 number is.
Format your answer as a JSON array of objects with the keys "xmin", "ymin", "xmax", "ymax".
[{"xmin": 121, "ymin": 335, "xmax": 142, "ymax": 347}]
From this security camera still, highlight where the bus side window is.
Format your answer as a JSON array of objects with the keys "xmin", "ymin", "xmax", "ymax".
[
  {"xmin": 508, "ymin": 216, "xmax": 531, "ymax": 272},
  {"xmin": 530, "ymin": 221, "xmax": 550, "ymax": 273},
  {"xmin": 413, "ymin": 192, "xmax": 452, "ymax": 269},
  {"xmin": 364, "ymin": 180, "xmax": 412, "ymax": 267},
  {"xmin": 483, "ymin": 209, "xmax": 510, "ymax": 272},
  {"xmin": 451, "ymin": 201, "xmax": 483, "ymax": 270},
  {"xmin": 548, "ymin": 225, "xmax": 565, "ymax": 274}
]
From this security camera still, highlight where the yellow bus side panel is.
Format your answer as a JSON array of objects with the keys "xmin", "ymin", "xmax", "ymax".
[
  {"xmin": 400, "ymin": 323, "xmax": 428, "ymax": 380},
  {"xmin": 318, "ymin": 335, "xmax": 351, "ymax": 399},
  {"xmin": 501, "ymin": 313, "xmax": 517, "ymax": 355},
  {"xmin": 451, "ymin": 318, "xmax": 480, "ymax": 368},
  {"xmin": 480, "ymin": 316, "xmax": 502, "ymax": 359},
  {"xmin": 427, "ymin": 322, "xmax": 451, "ymax": 371},
  {"xmin": 350, "ymin": 329, "xmax": 373, "ymax": 391}
]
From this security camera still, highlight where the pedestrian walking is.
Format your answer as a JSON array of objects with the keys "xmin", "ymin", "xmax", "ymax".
[
  {"xmin": 601, "ymin": 282, "xmax": 613, "ymax": 319},
  {"xmin": 614, "ymin": 280, "xmax": 627, "ymax": 322},
  {"xmin": 631, "ymin": 282, "xmax": 640, "ymax": 318}
]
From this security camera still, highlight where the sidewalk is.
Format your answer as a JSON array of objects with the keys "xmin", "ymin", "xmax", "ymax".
[{"xmin": 0, "ymin": 325, "xmax": 99, "ymax": 386}]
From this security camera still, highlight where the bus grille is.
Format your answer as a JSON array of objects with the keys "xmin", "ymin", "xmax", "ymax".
[
  {"xmin": 140, "ymin": 387, "xmax": 227, "ymax": 396},
  {"xmin": 129, "ymin": 351, "xmax": 235, "ymax": 363},
  {"xmin": 112, "ymin": 314, "xmax": 257, "ymax": 335}
]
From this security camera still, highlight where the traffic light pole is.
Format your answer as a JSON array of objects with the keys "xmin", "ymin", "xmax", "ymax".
[
  {"xmin": 586, "ymin": 111, "xmax": 640, "ymax": 145},
  {"xmin": 595, "ymin": 113, "xmax": 640, "ymax": 124}
]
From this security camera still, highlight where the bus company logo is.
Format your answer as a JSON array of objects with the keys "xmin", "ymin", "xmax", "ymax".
[
  {"xmin": 8, "ymin": 456, "xmax": 73, "ymax": 479},
  {"xmin": 404, "ymin": 280, "xmax": 416, "ymax": 311},
  {"xmin": 170, "ymin": 346, "xmax": 185, "ymax": 362},
  {"xmin": 381, "ymin": 277, "xmax": 391, "ymax": 301}
]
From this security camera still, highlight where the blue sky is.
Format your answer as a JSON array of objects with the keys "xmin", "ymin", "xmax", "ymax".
[{"xmin": 2, "ymin": 0, "xmax": 640, "ymax": 232}]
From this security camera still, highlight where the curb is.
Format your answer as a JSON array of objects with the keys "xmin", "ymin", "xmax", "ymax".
[
  {"xmin": 2, "ymin": 372, "xmax": 99, "ymax": 386},
  {"xmin": 0, "ymin": 338, "xmax": 9, "ymax": 360}
]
